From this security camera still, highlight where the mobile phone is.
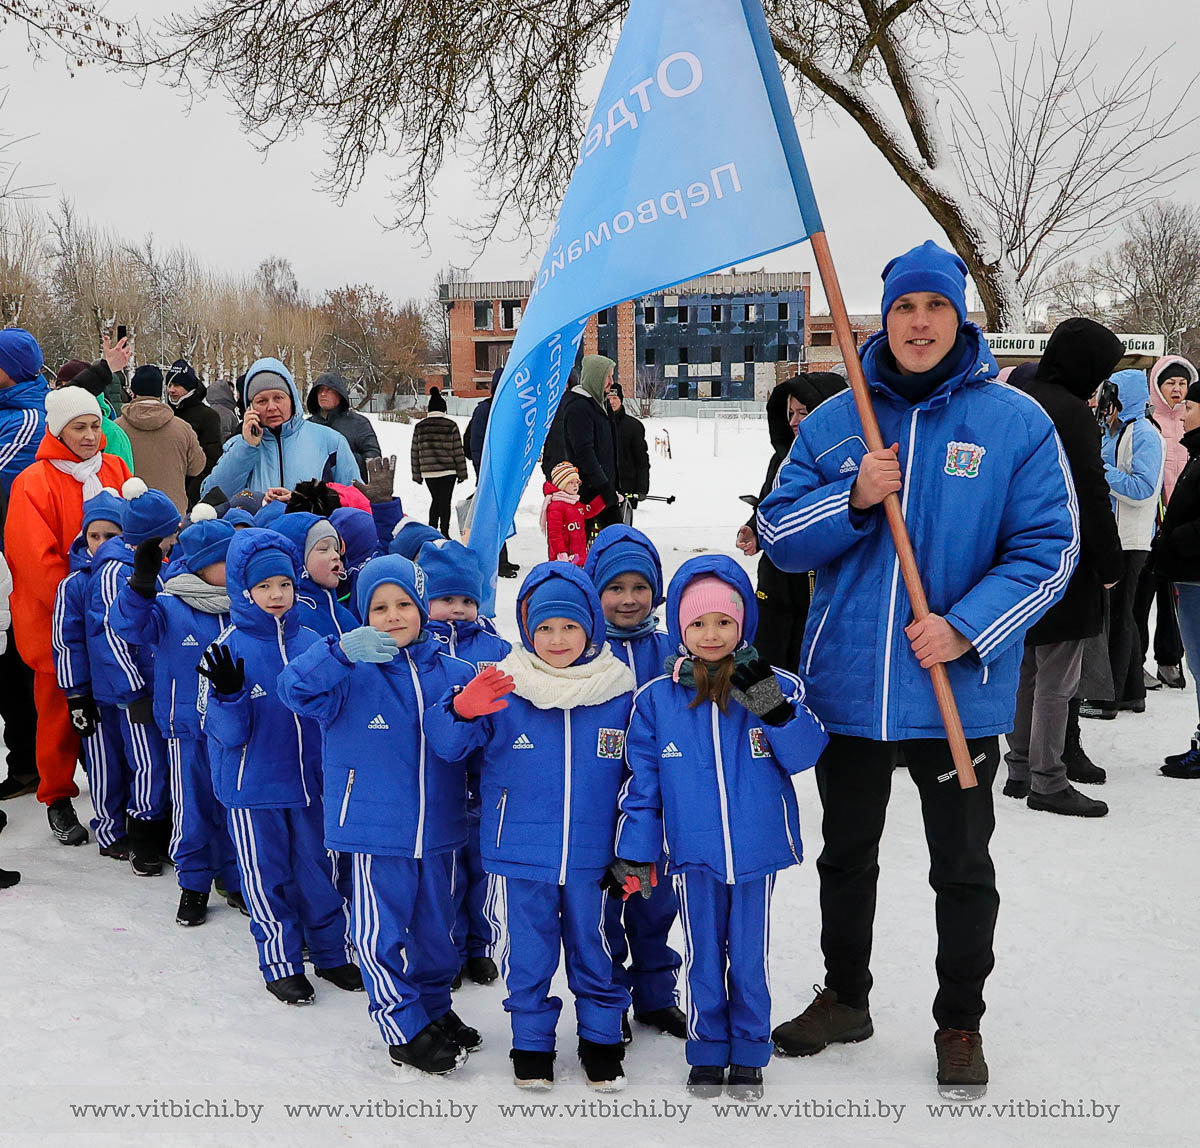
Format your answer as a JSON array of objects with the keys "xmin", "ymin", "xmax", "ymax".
[{"xmin": 116, "ymin": 324, "xmax": 127, "ymax": 343}]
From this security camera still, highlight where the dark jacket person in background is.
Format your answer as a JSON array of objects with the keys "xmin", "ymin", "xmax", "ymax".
[
  {"xmin": 165, "ymin": 359, "xmax": 224, "ymax": 507},
  {"xmin": 305, "ymin": 371, "xmax": 382, "ymax": 481},
  {"xmin": 607, "ymin": 383, "xmax": 650, "ymax": 503},
  {"xmin": 464, "ymin": 367, "xmax": 519, "ymax": 577}
]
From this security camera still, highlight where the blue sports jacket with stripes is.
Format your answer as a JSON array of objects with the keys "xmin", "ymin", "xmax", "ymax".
[
  {"xmin": 757, "ymin": 324, "xmax": 1079, "ymax": 742},
  {"xmin": 51, "ymin": 538, "xmax": 94, "ymax": 696},
  {"xmin": 0, "ymin": 376, "xmax": 47, "ymax": 496},
  {"xmin": 86, "ymin": 536, "xmax": 160, "ymax": 707}
]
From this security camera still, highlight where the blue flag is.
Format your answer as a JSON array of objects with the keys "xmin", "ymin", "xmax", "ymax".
[{"xmin": 468, "ymin": 0, "xmax": 823, "ymax": 609}]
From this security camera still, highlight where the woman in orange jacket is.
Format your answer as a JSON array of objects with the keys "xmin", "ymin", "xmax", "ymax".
[{"xmin": 6, "ymin": 387, "xmax": 131, "ymax": 845}]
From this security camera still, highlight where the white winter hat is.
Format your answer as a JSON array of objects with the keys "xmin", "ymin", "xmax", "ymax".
[{"xmin": 45, "ymin": 386, "xmax": 102, "ymax": 437}]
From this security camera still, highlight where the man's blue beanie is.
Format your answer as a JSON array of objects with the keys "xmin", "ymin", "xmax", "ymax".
[
  {"xmin": 0, "ymin": 328, "xmax": 44, "ymax": 384},
  {"xmin": 881, "ymin": 241, "xmax": 968, "ymax": 326}
]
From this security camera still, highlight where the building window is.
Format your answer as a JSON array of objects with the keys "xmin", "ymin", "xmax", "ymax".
[
  {"xmin": 711, "ymin": 347, "xmax": 722, "ymax": 364},
  {"xmin": 501, "ymin": 300, "xmax": 522, "ymax": 329},
  {"xmin": 744, "ymin": 344, "xmax": 754, "ymax": 363},
  {"xmin": 597, "ymin": 308, "xmax": 610, "ymax": 326},
  {"xmin": 677, "ymin": 304, "xmax": 689, "ymax": 323},
  {"xmin": 679, "ymin": 346, "xmax": 690, "ymax": 364},
  {"xmin": 812, "ymin": 331, "xmax": 833, "ymax": 347},
  {"xmin": 746, "ymin": 303, "xmax": 758, "ymax": 322},
  {"xmin": 475, "ymin": 341, "xmax": 511, "ymax": 372},
  {"xmin": 473, "ymin": 300, "xmax": 493, "ymax": 330},
  {"xmin": 711, "ymin": 378, "xmax": 723, "ymax": 398},
  {"xmin": 778, "ymin": 302, "xmax": 789, "ymax": 321},
  {"xmin": 644, "ymin": 305, "xmax": 656, "ymax": 324},
  {"xmin": 711, "ymin": 304, "xmax": 722, "ymax": 322},
  {"xmin": 644, "ymin": 347, "xmax": 656, "ymax": 366},
  {"xmin": 678, "ymin": 378, "xmax": 690, "ymax": 399},
  {"xmin": 777, "ymin": 341, "xmax": 788, "ymax": 362}
]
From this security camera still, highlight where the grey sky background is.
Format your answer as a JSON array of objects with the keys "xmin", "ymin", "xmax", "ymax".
[{"xmin": 1, "ymin": 0, "xmax": 1196, "ymax": 319}]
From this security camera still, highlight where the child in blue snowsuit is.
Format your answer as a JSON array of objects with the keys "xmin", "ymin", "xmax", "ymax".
[
  {"xmin": 109, "ymin": 504, "xmax": 243, "ymax": 927},
  {"xmin": 418, "ymin": 537, "xmax": 512, "ymax": 986},
  {"xmin": 198, "ymin": 527, "xmax": 359, "ymax": 1005},
  {"xmin": 425, "ymin": 563, "xmax": 637, "ymax": 1092},
  {"xmin": 584, "ymin": 524, "xmax": 684, "ymax": 1041},
  {"xmin": 51, "ymin": 489, "xmax": 126, "ymax": 856},
  {"xmin": 331, "ymin": 506, "xmax": 386, "ymax": 620},
  {"xmin": 279, "ymin": 554, "xmax": 482, "ymax": 1075},
  {"xmin": 615, "ymin": 555, "xmax": 828, "ymax": 1100},
  {"xmin": 273, "ymin": 512, "xmax": 357, "ymax": 638},
  {"xmin": 389, "ymin": 517, "xmax": 441, "ymax": 560},
  {"xmin": 86, "ymin": 478, "xmax": 182, "ymax": 876}
]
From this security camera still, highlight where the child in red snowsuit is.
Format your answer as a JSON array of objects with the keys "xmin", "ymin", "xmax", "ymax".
[{"xmin": 541, "ymin": 462, "xmax": 606, "ymax": 566}]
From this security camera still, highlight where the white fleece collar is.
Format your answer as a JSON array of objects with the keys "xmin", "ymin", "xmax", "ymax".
[{"xmin": 498, "ymin": 643, "xmax": 635, "ymax": 711}]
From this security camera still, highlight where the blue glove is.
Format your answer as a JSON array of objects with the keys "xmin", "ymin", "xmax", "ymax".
[{"xmin": 339, "ymin": 626, "xmax": 400, "ymax": 663}]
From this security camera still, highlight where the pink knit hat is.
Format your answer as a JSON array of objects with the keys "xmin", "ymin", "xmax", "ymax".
[{"xmin": 678, "ymin": 575, "xmax": 745, "ymax": 639}]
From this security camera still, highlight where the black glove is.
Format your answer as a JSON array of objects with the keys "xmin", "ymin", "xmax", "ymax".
[
  {"xmin": 130, "ymin": 538, "xmax": 165, "ymax": 599},
  {"xmin": 198, "ymin": 645, "xmax": 246, "ymax": 696},
  {"xmin": 126, "ymin": 695, "xmax": 155, "ymax": 724},
  {"xmin": 353, "ymin": 455, "xmax": 397, "ymax": 503},
  {"xmin": 730, "ymin": 658, "xmax": 792, "ymax": 726},
  {"xmin": 67, "ymin": 694, "xmax": 99, "ymax": 738},
  {"xmin": 599, "ymin": 858, "xmax": 657, "ymax": 901}
]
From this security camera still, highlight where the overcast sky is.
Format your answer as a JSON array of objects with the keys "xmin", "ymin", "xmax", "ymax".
[{"xmin": 1, "ymin": 0, "xmax": 1196, "ymax": 318}]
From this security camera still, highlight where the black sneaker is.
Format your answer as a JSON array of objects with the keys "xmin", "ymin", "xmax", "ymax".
[
  {"xmin": 726, "ymin": 1065, "xmax": 764, "ymax": 1102},
  {"xmin": 578, "ymin": 1038, "xmax": 625, "ymax": 1091},
  {"xmin": 47, "ymin": 799, "xmax": 88, "ymax": 846},
  {"xmin": 511, "ymin": 1049, "xmax": 555, "ymax": 1090},
  {"xmin": 0, "ymin": 775, "xmax": 37, "ymax": 801},
  {"xmin": 1027, "ymin": 784, "xmax": 1108, "ymax": 817},
  {"xmin": 466, "ymin": 955, "xmax": 499, "ymax": 984},
  {"xmin": 935, "ymin": 1028, "xmax": 988, "ymax": 1098},
  {"xmin": 129, "ymin": 843, "xmax": 163, "ymax": 877},
  {"xmin": 99, "ymin": 837, "xmax": 130, "ymax": 860},
  {"xmin": 686, "ymin": 1064, "xmax": 724, "ymax": 1099},
  {"xmin": 176, "ymin": 889, "xmax": 209, "ymax": 927},
  {"xmin": 314, "ymin": 963, "xmax": 365, "ymax": 992},
  {"xmin": 265, "ymin": 973, "xmax": 316, "ymax": 1005},
  {"xmin": 0, "ymin": 867, "xmax": 19, "ymax": 889},
  {"xmin": 1161, "ymin": 748, "xmax": 1200, "ymax": 779},
  {"xmin": 772, "ymin": 985, "xmax": 873, "ymax": 1057},
  {"xmin": 434, "ymin": 1008, "xmax": 482, "ymax": 1051},
  {"xmin": 1002, "ymin": 778, "xmax": 1029, "ymax": 799},
  {"xmin": 222, "ymin": 887, "xmax": 251, "ymax": 916},
  {"xmin": 635, "ymin": 1005, "xmax": 687, "ymax": 1039},
  {"xmin": 388, "ymin": 1022, "xmax": 467, "ymax": 1074},
  {"xmin": 1078, "ymin": 700, "xmax": 1117, "ymax": 720},
  {"xmin": 1158, "ymin": 664, "xmax": 1187, "ymax": 689},
  {"xmin": 1163, "ymin": 738, "xmax": 1200, "ymax": 769}
]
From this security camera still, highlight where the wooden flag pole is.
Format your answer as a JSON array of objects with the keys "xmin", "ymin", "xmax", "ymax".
[{"xmin": 808, "ymin": 230, "xmax": 978, "ymax": 789}]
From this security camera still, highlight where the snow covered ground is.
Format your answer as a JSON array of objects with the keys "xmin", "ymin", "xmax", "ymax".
[{"xmin": 1, "ymin": 412, "xmax": 1197, "ymax": 1147}]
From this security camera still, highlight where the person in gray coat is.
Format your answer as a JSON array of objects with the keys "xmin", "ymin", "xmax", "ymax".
[{"xmin": 305, "ymin": 371, "xmax": 382, "ymax": 480}]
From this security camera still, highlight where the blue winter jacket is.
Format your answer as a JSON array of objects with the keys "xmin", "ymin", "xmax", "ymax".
[
  {"xmin": 86, "ymin": 537, "xmax": 160, "ymax": 707},
  {"xmin": 199, "ymin": 529, "xmax": 323, "ymax": 809},
  {"xmin": 424, "ymin": 563, "xmax": 636, "ymax": 884},
  {"xmin": 331, "ymin": 506, "xmax": 384, "ymax": 621},
  {"xmin": 1102, "ymin": 368, "xmax": 1165, "ymax": 551},
  {"xmin": 0, "ymin": 376, "xmax": 47, "ymax": 496},
  {"xmin": 272, "ymin": 511, "xmax": 358, "ymax": 638},
  {"xmin": 426, "ymin": 616, "xmax": 511, "ymax": 669},
  {"xmin": 279, "ymin": 557, "xmax": 478, "ymax": 858},
  {"xmin": 758, "ymin": 324, "xmax": 1079, "ymax": 741},
  {"xmin": 109, "ymin": 578, "xmax": 230, "ymax": 740},
  {"xmin": 200, "ymin": 358, "xmax": 359, "ymax": 496},
  {"xmin": 51, "ymin": 538, "xmax": 94, "ymax": 696},
  {"xmin": 616, "ymin": 556, "xmax": 827, "ymax": 884}
]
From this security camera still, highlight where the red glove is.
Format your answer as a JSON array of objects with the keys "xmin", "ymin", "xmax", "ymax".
[{"xmin": 453, "ymin": 665, "xmax": 515, "ymax": 720}]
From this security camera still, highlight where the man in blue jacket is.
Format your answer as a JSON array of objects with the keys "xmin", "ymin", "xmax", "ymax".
[
  {"xmin": 758, "ymin": 242, "xmax": 1078, "ymax": 1098},
  {"xmin": 0, "ymin": 328, "xmax": 46, "ymax": 800}
]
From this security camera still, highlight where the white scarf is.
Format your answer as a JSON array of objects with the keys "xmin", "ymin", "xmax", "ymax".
[
  {"xmin": 498, "ymin": 643, "xmax": 635, "ymax": 711},
  {"xmin": 162, "ymin": 573, "xmax": 231, "ymax": 615},
  {"xmin": 50, "ymin": 453, "xmax": 105, "ymax": 500}
]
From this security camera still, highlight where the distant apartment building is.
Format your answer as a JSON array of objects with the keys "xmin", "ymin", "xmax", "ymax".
[{"xmin": 440, "ymin": 271, "xmax": 812, "ymax": 399}]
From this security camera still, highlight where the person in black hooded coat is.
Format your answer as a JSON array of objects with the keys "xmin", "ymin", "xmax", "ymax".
[
  {"xmin": 305, "ymin": 370, "xmax": 382, "ymax": 481},
  {"xmin": 165, "ymin": 359, "xmax": 224, "ymax": 507},
  {"xmin": 607, "ymin": 382, "xmax": 651, "ymax": 501},
  {"xmin": 736, "ymin": 371, "xmax": 845, "ymax": 672},
  {"xmin": 1005, "ymin": 318, "xmax": 1125, "ymax": 815}
]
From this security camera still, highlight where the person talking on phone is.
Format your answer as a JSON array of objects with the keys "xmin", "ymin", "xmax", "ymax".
[{"xmin": 201, "ymin": 357, "xmax": 359, "ymax": 497}]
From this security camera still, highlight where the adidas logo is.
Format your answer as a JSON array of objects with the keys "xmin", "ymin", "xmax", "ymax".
[
  {"xmin": 661, "ymin": 742, "xmax": 683, "ymax": 758},
  {"xmin": 838, "ymin": 457, "xmax": 859, "ymax": 474},
  {"xmin": 181, "ymin": 634, "xmax": 199, "ymax": 647},
  {"xmin": 368, "ymin": 714, "xmax": 390, "ymax": 731},
  {"xmin": 512, "ymin": 733, "xmax": 535, "ymax": 750},
  {"xmin": 250, "ymin": 684, "xmax": 267, "ymax": 699}
]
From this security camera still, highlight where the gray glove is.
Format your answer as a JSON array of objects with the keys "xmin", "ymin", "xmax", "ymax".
[
  {"xmin": 354, "ymin": 455, "xmax": 397, "ymax": 503},
  {"xmin": 729, "ymin": 658, "xmax": 791, "ymax": 726}
]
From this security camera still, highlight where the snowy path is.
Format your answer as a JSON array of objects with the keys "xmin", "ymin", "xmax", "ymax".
[{"xmin": 0, "ymin": 414, "xmax": 1196, "ymax": 1146}]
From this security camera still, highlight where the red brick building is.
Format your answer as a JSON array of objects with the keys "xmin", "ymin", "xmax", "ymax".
[{"xmin": 439, "ymin": 280, "xmax": 531, "ymax": 397}]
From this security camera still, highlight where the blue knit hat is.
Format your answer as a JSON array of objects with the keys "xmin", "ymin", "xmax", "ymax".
[
  {"xmin": 244, "ymin": 546, "xmax": 296, "ymax": 588},
  {"xmin": 417, "ymin": 538, "xmax": 483, "ymax": 603},
  {"xmin": 355, "ymin": 554, "xmax": 429, "ymax": 625},
  {"xmin": 390, "ymin": 518, "xmax": 442, "ymax": 560},
  {"xmin": 119, "ymin": 478, "xmax": 182, "ymax": 545},
  {"xmin": 82, "ymin": 488, "xmax": 125, "ymax": 533},
  {"xmin": 222, "ymin": 507, "xmax": 256, "ymax": 529},
  {"xmin": 584, "ymin": 525, "xmax": 664, "ymax": 606},
  {"xmin": 524, "ymin": 578, "xmax": 594, "ymax": 634},
  {"xmin": 881, "ymin": 241, "xmax": 968, "ymax": 326},
  {"xmin": 175, "ymin": 518, "xmax": 236, "ymax": 575},
  {"xmin": 0, "ymin": 328, "xmax": 44, "ymax": 385}
]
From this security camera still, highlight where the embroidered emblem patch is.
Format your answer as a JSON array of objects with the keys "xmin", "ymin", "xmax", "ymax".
[
  {"xmin": 597, "ymin": 728, "xmax": 625, "ymax": 759},
  {"xmin": 944, "ymin": 440, "xmax": 986, "ymax": 479},
  {"xmin": 748, "ymin": 728, "xmax": 772, "ymax": 759},
  {"xmin": 476, "ymin": 660, "xmax": 497, "ymax": 671}
]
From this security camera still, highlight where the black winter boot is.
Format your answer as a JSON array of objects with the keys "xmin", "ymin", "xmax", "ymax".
[
  {"xmin": 433, "ymin": 1008, "xmax": 482, "ymax": 1051},
  {"xmin": 265, "ymin": 973, "xmax": 316, "ymax": 1005},
  {"xmin": 1027, "ymin": 784, "xmax": 1108, "ymax": 817},
  {"xmin": 388, "ymin": 1022, "xmax": 467, "ymax": 1074},
  {"xmin": 772, "ymin": 985, "xmax": 874, "ymax": 1056},
  {"xmin": 935, "ymin": 1028, "xmax": 988, "ymax": 1098},
  {"xmin": 466, "ymin": 956, "xmax": 498, "ymax": 984},
  {"xmin": 314, "ymin": 963, "xmax": 365, "ymax": 992},
  {"xmin": 635, "ymin": 1005, "xmax": 688, "ymax": 1038},
  {"xmin": 578, "ymin": 1038, "xmax": 626, "ymax": 1091},
  {"xmin": 0, "ymin": 867, "xmax": 19, "ymax": 888},
  {"xmin": 127, "ymin": 817, "xmax": 164, "ymax": 876},
  {"xmin": 1063, "ymin": 699, "xmax": 1106, "ymax": 783},
  {"xmin": 726, "ymin": 1065, "xmax": 764, "ymax": 1102},
  {"xmin": 511, "ymin": 1049, "xmax": 555, "ymax": 1089},
  {"xmin": 47, "ymin": 799, "xmax": 88, "ymax": 846},
  {"xmin": 686, "ymin": 1065, "xmax": 725, "ymax": 1099},
  {"xmin": 176, "ymin": 888, "xmax": 209, "ymax": 926}
]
